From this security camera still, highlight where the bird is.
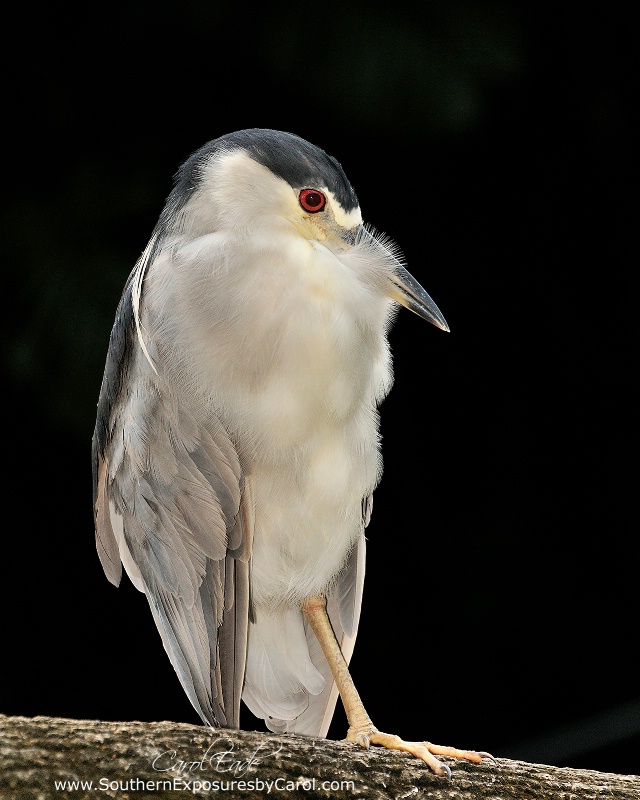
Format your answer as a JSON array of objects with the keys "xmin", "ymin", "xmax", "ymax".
[{"xmin": 92, "ymin": 128, "xmax": 488, "ymax": 777}]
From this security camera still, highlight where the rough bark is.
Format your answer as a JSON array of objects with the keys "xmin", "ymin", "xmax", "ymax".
[{"xmin": 0, "ymin": 714, "xmax": 637, "ymax": 799}]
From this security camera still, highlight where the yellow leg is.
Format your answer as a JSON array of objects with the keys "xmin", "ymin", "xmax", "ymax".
[{"xmin": 301, "ymin": 595, "xmax": 491, "ymax": 777}]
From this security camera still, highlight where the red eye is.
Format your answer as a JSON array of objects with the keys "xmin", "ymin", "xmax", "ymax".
[{"xmin": 299, "ymin": 189, "xmax": 326, "ymax": 213}]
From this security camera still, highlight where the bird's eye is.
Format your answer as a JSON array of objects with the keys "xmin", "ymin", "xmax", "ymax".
[{"xmin": 299, "ymin": 189, "xmax": 326, "ymax": 213}]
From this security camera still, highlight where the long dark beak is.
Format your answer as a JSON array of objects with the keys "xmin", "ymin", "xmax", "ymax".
[{"xmin": 387, "ymin": 264, "xmax": 450, "ymax": 332}]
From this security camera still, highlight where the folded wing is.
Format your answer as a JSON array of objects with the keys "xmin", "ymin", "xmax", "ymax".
[{"xmin": 92, "ymin": 279, "xmax": 250, "ymax": 728}]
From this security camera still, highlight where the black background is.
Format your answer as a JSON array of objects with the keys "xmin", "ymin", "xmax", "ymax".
[{"xmin": 3, "ymin": 0, "xmax": 638, "ymax": 777}]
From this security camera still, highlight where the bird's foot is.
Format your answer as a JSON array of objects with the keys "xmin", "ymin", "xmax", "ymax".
[{"xmin": 347, "ymin": 725, "xmax": 493, "ymax": 778}]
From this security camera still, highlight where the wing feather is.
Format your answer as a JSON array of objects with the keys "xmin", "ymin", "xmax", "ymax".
[
  {"xmin": 92, "ymin": 282, "xmax": 250, "ymax": 728},
  {"xmin": 94, "ymin": 454, "xmax": 122, "ymax": 587}
]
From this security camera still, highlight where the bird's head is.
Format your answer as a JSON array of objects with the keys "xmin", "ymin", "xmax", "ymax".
[{"xmin": 158, "ymin": 129, "xmax": 449, "ymax": 332}]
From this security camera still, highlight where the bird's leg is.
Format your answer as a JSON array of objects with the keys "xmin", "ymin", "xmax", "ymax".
[{"xmin": 301, "ymin": 595, "xmax": 490, "ymax": 777}]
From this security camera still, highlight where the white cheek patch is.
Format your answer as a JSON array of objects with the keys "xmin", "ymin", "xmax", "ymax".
[{"xmin": 325, "ymin": 190, "xmax": 363, "ymax": 229}]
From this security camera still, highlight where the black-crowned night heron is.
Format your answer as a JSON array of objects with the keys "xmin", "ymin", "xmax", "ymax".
[{"xmin": 93, "ymin": 129, "xmax": 488, "ymax": 776}]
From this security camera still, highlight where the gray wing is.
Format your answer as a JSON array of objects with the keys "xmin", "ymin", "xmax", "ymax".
[{"xmin": 92, "ymin": 278, "xmax": 250, "ymax": 728}]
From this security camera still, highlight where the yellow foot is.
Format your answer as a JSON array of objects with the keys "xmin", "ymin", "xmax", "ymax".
[{"xmin": 347, "ymin": 726, "xmax": 493, "ymax": 778}]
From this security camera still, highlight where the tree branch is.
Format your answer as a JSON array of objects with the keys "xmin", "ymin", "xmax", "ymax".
[{"xmin": 1, "ymin": 714, "xmax": 637, "ymax": 799}]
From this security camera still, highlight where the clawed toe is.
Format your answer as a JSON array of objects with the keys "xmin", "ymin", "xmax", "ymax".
[
  {"xmin": 424, "ymin": 742, "xmax": 492, "ymax": 764},
  {"xmin": 346, "ymin": 727, "xmax": 493, "ymax": 777},
  {"xmin": 353, "ymin": 732, "xmax": 371, "ymax": 749}
]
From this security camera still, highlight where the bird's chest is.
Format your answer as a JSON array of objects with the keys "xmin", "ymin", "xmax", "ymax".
[{"xmin": 204, "ymin": 242, "xmax": 389, "ymax": 455}]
